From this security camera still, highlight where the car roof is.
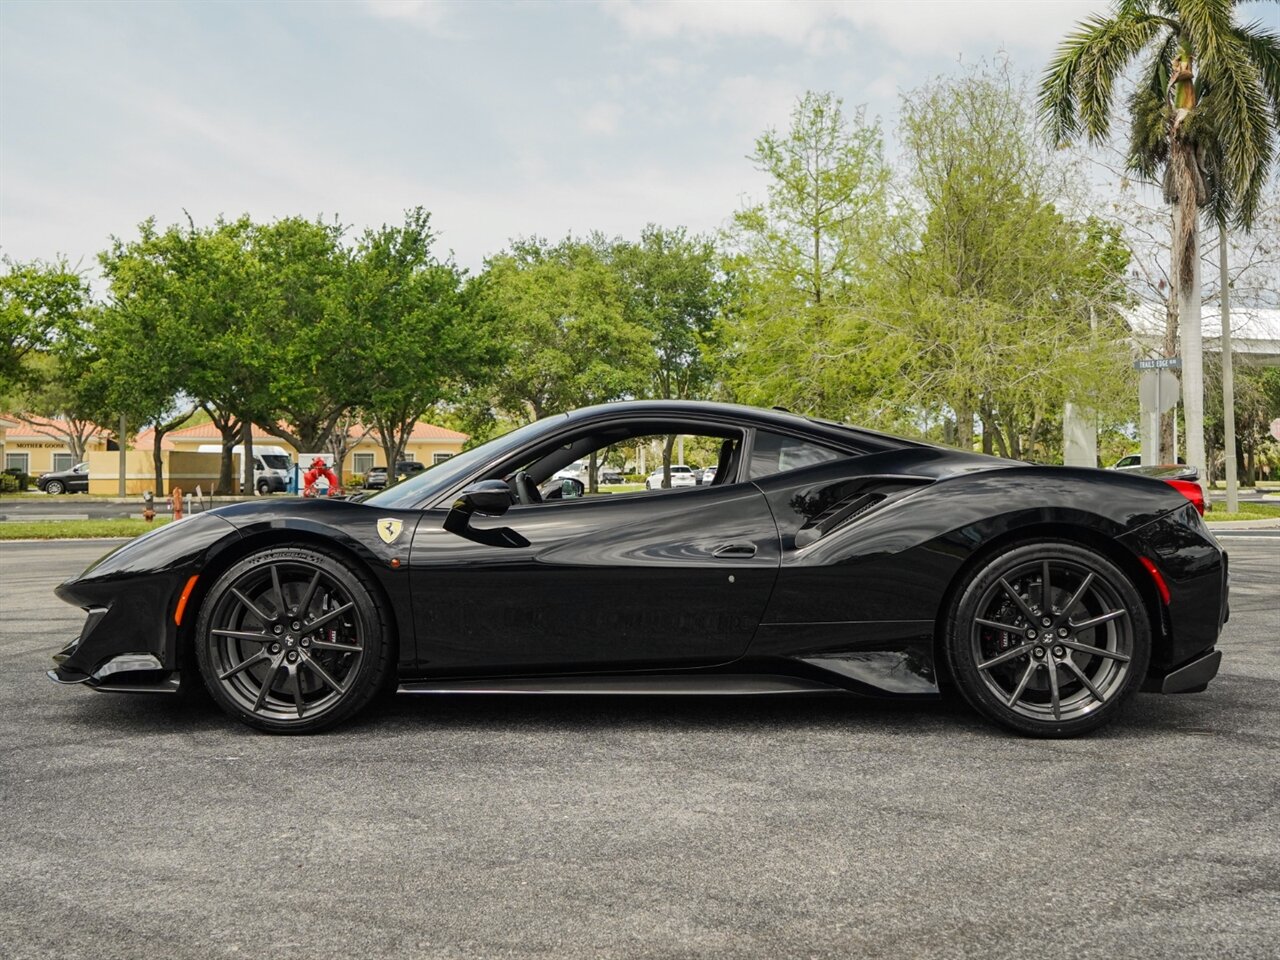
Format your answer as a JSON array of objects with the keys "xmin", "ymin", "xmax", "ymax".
[{"xmin": 566, "ymin": 399, "xmax": 918, "ymax": 453}]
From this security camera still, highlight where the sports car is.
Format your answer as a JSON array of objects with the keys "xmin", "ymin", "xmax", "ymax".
[{"xmin": 47, "ymin": 400, "xmax": 1228, "ymax": 737}]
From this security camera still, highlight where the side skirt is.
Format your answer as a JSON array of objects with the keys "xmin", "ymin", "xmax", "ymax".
[{"xmin": 397, "ymin": 674, "xmax": 847, "ymax": 696}]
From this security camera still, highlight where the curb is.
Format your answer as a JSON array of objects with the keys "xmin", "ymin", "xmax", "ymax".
[{"xmin": 1204, "ymin": 519, "xmax": 1280, "ymax": 530}]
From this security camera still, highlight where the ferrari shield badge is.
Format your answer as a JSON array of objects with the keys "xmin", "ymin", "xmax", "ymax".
[{"xmin": 377, "ymin": 518, "xmax": 403, "ymax": 545}]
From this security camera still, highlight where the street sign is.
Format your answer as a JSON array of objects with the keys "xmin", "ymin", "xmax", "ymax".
[
  {"xmin": 1134, "ymin": 356, "xmax": 1182, "ymax": 370},
  {"xmin": 1139, "ymin": 369, "xmax": 1180, "ymax": 415}
]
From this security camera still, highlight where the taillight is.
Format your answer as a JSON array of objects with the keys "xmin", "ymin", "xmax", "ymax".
[{"xmin": 1165, "ymin": 479, "xmax": 1205, "ymax": 515}]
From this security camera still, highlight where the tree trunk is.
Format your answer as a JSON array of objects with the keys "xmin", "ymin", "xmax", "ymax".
[
  {"xmin": 954, "ymin": 403, "xmax": 974, "ymax": 452},
  {"xmin": 662, "ymin": 434, "xmax": 676, "ymax": 487},
  {"xmin": 241, "ymin": 420, "xmax": 255, "ymax": 496},
  {"xmin": 588, "ymin": 450, "xmax": 598, "ymax": 495},
  {"xmin": 152, "ymin": 441, "xmax": 164, "ymax": 494},
  {"xmin": 1174, "ymin": 203, "xmax": 1206, "ymax": 491}
]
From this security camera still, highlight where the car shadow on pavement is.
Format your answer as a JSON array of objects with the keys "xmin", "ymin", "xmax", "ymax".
[{"xmin": 53, "ymin": 680, "xmax": 1237, "ymax": 742}]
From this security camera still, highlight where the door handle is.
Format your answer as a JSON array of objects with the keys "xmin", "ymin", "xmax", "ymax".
[{"xmin": 713, "ymin": 542, "xmax": 757, "ymax": 559}]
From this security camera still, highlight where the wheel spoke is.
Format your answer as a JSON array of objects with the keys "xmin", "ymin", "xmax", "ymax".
[
  {"xmin": 231, "ymin": 588, "xmax": 273, "ymax": 625},
  {"xmin": 304, "ymin": 601, "xmax": 355, "ymax": 632},
  {"xmin": 211, "ymin": 628, "xmax": 273, "ymax": 643},
  {"xmin": 1061, "ymin": 657, "xmax": 1106, "ymax": 703},
  {"xmin": 289, "ymin": 665, "xmax": 306, "ymax": 718},
  {"xmin": 1059, "ymin": 640, "xmax": 1130, "ymax": 663},
  {"xmin": 1055, "ymin": 572, "xmax": 1094, "ymax": 627},
  {"xmin": 270, "ymin": 565, "xmax": 286, "ymax": 618},
  {"xmin": 976, "ymin": 617, "xmax": 1023, "ymax": 633},
  {"xmin": 1006, "ymin": 660, "xmax": 1039, "ymax": 708},
  {"xmin": 1070, "ymin": 609, "xmax": 1126, "ymax": 631},
  {"xmin": 999, "ymin": 578, "xmax": 1038, "ymax": 623},
  {"xmin": 310, "ymin": 638, "xmax": 360, "ymax": 653},
  {"xmin": 1042, "ymin": 561, "xmax": 1052, "ymax": 617},
  {"xmin": 252, "ymin": 655, "xmax": 284, "ymax": 712},
  {"xmin": 295, "ymin": 571, "xmax": 322, "ymax": 620},
  {"xmin": 300, "ymin": 651, "xmax": 346, "ymax": 694},
  {"xmin": 977, "ymin": 645, "xmax": 1029, "ymax": 671},
  {"xmin": 1046, "ymin": 661, "xmax": 1062, "ymax": 721},
  {"xmin": 219, "ymin": 649, "xmax": 269, "ymax": 681}
]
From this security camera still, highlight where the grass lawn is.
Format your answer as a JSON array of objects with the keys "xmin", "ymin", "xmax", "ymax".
[
  {"xmin": 0, "ymin": 518, "xmax": 172, "ymax": 540},
  {"xmin": 1205, "ymin": 502, "xmax": 1280, "ymax": 522}
]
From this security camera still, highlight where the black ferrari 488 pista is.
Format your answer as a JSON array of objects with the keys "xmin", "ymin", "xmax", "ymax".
[{"xmin": 48, "ymin": 401, "xmax": 1227, "ymax": 737}]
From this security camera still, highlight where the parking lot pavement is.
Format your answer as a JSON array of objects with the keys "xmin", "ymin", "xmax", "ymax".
[{"xmin": 1, "ymin": 537, "xmax": 1277, "ymax": 960}]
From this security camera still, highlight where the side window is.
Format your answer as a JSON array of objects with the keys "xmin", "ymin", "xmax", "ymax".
[{"xmin": 749, "ymin": 430, "xmax": 842, "ymax": 479}]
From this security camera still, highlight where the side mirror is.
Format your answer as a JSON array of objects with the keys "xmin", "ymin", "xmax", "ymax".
[
  {"xmin": 455, "ymin": 479, "xmax": 513, "ymax": 517},
  {"xmin": 561, "ymin": 478, "xmax": 584, "ymax": 499},
  {"xmin": 443, "ymin": 479, "xmax": 529, "ymax": 549}
]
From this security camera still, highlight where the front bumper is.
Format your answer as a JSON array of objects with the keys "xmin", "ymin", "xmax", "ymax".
[{"xmin": 47, "ymin": 652, "xmax": 179, "ymax": 693}]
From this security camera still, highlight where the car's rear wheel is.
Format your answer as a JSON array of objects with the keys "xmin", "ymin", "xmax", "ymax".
[
  {"xmin": 256, "ymin": 479, "xmax": 270, "ymax": 495},
  {"xmin": 195, "ymin": 545, "xmax": 392, "ymax": 733},
  {"xmin": 45, "ymin": 480, "xmax": 64, "ymax": 495},
  {"xmin": 944, "ymin": 541, "xmax": 1151, "ymax": 738}
]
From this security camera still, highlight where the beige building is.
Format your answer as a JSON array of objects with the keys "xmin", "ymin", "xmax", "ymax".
[
  {"xmin": 140, "ymin": 420, "xmax": 468, "ymax": 476},
  {"xmin": 1, "ymin": 413, "xmax": 466, "ymax": 494},
  {"xmin": 0, "ymin": 415, "xmax": 111, "ymax": 477}
]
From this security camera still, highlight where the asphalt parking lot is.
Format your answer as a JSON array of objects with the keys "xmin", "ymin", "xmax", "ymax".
[{"xmin": 1, "ymin": 536, "xmax": 1277, "ymax": 960}]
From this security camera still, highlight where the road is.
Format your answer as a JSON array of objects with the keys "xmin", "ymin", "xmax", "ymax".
[
  {"xmin": 1, "ymin": 536, "xmax": 1277, "ymax": 959},
  {"xmin": 0, "ymin": 496, "xmax": 260, "ymax": 521}
]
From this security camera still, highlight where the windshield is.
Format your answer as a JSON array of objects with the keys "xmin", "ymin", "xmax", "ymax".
[
  {"xmin": 363, "ymin": 415, "xmax": 566, "ymax": 509},
  {"xmin": 261, "ymin": 455, "xmax": 291, "ymax": 471}
]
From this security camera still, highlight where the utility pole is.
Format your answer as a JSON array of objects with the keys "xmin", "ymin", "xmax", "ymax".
[
  {"xmin": 1219, "ymin": 223, "xmax": 1238, "ymax": 512},
  {"xmin": 117, "ymin": 414, "xmax": 127, "ymax": 498}
]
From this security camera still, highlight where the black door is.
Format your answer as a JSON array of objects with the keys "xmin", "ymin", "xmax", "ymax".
[{"xmin": 408, "ymin": 481, "xmax": 780, "ymax": 674}]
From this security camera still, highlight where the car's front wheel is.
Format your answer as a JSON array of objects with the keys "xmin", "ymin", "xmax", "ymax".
[
  {"xmin": 944, "ymin": 541, "xmax": 1151, "ymax": 738},
  {"xmin": 195, "ymin": 545, "xmax": 392, "ymax": 733},
  {"xmin": 45, "ymin": 480, "xmax": 64, "ymax": 495}
]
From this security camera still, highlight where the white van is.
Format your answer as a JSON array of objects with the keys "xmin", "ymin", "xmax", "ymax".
[{"xmin": 196, "ymin": 444, "xmax": 294, "ymax": 494}]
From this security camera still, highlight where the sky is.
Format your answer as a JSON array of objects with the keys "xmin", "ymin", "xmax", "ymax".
[{"xmin": 2, "ymin": 0, "xmax": 1275, "ymax": 277}]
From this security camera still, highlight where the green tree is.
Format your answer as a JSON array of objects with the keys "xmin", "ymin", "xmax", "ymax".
[
  {"xmin": 345, "ymin": 209, "xmax": 476, "ymax": 470},
  {"xmin": 94, "ymin": 233, "xmax": 200, "ymax": 490},
  {"xmin": 1040, "ymin": 0, "xmax": 1280, "ymax": 478},
  {"xmin": 475, "ymin": 236, "xmax": 649, "ymax": 422},
  {"xmin": 250, "ymin": 216, "xmax": 354, "ymax": 454},
  {"xmin": 611, "ymin": 225, "xmax": 725, "ymax": 485},
  {"xmin": 0, "ymin": 257, "xmax": 92, "ymax": 397},
  {"xmin": 882, "ymin": 65, "xmax": 1134, "ymax": 459},
  {"xmin": 722, "ymin": 91, "xmax": 892, "ymax": 415},
  {"xmin": 0, "ymin": 259, "xmax": 106, "ymax": 462}
]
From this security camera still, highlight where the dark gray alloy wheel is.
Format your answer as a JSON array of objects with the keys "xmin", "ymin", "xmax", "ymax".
[
  {"xmin": 45, "ymin": 480, "xmax": 64, "ymax": 494},
  {"xmin": 195, "ymin": 545, "xmax": 391, "ymax": 733},
  {"xmin": 945, "ymin": 541, "xmax": 1151, "ymax": 738}
]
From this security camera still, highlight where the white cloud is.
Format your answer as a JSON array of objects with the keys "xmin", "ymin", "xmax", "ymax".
[
  {"xmin": 600, "ymin": 0, "xmax": 1100, "ymax": 57},
  {"xmin": 580, "ymin": 101, "xmax": 624, "ymax": 135},
  {"xmin": 363, "ymin": 0, "xmax": 450, "ymax": 29}
]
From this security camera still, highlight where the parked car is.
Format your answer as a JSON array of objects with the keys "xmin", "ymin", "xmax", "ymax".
[
  {"xmin": 597, "ymin": 466, "xmax": 624, "ymax": 484},
  {"xmin": 644, "ymin": 464, "xmax": 697, "ymax": 490},
  {"xmin": 362, "ymin": 461, "xmax": 426, "ymax": 490},
  {"xmin": 48, "ymin": 398, "xmax": 1227, "ymax": 737},
  {"xmin": 698, "ymin": 466, "xmax": 717, "ymax": 485},
  {"xmin": 37, "ymin": 462, "xmax": 89, "ymax": 494},
  {"xmin": 1112, "ymin": 454, "xmax": 1186, "ymax": 470}
]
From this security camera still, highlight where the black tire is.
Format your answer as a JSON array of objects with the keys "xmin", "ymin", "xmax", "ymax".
[
  {"xmin": 944, "ymin": 540, "xmax": 1151, "ymax": 738},
  {"xmin": 195, "ymin": 544, "xmax": 393, "ymax": 733},
  {"xmin": 45, "ymin": 480, "xmax": 64, "ymax": 495},
  {"xmin": 256, "ymin": 479, "xmax": 270, "ymax": 495}
]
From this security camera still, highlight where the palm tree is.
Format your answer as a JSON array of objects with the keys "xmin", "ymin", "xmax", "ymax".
[{"xmin": 1039, "ymin": 0, "xmax": 1280, "ymax": 485}]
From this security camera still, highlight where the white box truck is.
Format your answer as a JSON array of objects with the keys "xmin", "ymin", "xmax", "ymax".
[{"xmin": 196, "ymin": 444, "xmax": 293, "ymax": 494}]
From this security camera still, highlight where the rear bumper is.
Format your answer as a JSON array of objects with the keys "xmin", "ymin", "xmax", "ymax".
[{"xmin": 1141, "ymin": 648, "xmax": 1222, "ymax": 694}]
